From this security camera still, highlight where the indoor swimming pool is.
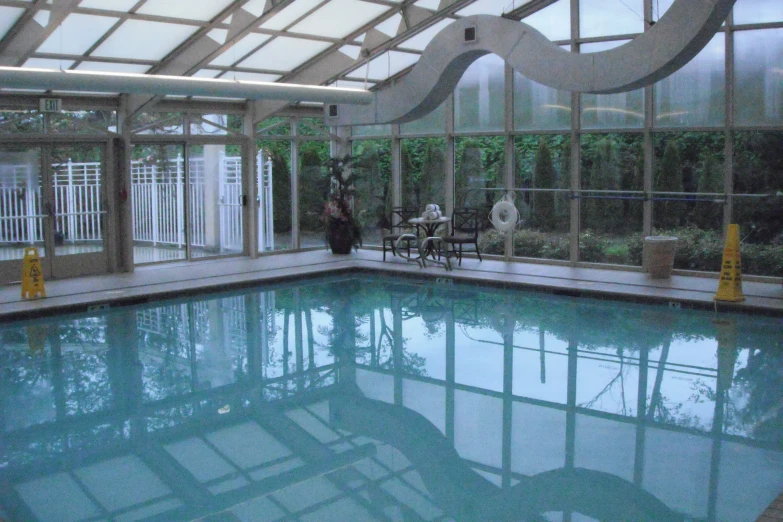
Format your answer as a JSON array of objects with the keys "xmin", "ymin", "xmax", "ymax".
[{"xmin": 0, "ymin": 273, "xmax": 781, "ymax": 522}]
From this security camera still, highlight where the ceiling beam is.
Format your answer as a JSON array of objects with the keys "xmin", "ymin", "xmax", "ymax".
[
  {"xmin": 0, "ymin": 0, "xmax": 81, "ymax": 66},
  {"xmin": 252, "ymin": 0, "xmax": 479, "ymax": 123},
  {"xmin": 128, "ymin": 0, "xmax": 298, "ymax": 116},
  {"xmin": 501, "ymin": 0, "xmax": 560, "ymax": 21}
]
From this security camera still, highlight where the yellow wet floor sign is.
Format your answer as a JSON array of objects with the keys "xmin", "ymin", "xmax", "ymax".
[
  {"xmin": 714, "ymin": 224, "xmax": 744, "ymax": 302},
  {"xmin": 21, "ymin": 247, "xmax": 46, "ymax": 299}
]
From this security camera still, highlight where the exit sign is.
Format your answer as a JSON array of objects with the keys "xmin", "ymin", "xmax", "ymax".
[{"xmin": 39, "ymin": 98, "xmax": 62, "ymax": 112}]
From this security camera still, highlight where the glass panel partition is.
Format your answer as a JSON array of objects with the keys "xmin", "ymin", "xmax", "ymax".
[
  {"xmin": 454, "ymin": 136, "xmax": 505, "ymax": 255},
  {"xmin": 454, "ymin": 54, "xmax": 505, "ymax": 133},
  {"xmin": 352, "ymin": 139, "xmax": 392, "ymax": 247},
  {"xmin": 401, "ymin": 137, "xmax": 446, "ymax": 213},
  {"xmin": 188, "ymin": 144, "xmax": 244, "ymax": 259},
  {"xmin": 734, "ymin": 28, "xmax": 783, "ymax": 126},
  {"xmin": 258, "ymin": 140, "xmax": 293, "ymax": 252},
  {"xmin": 654, "ymin": 34, "xmax": 725, "ymax": 128},
  {"xmin": 131, "ymin": 144, "xmax": 187, "ymax": 264},
  {"xmin": 579, "ymin": 133, "xmax": 644, "ymax": 265},
  {"xmin": 513, "ymin": 135, "xmax": 571, "ymax": 261},
  {"xmin": 298, "ymin": 141, "xmax": 330, "ymax": 248}
]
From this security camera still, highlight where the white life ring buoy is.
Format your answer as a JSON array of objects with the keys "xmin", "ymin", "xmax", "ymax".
[{"xmin": 490, "ymin": 198, "xmax": 519, "ymax": 234}]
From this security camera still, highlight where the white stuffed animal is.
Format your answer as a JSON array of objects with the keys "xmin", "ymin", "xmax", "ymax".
[{"xmin": 422, "ymin": 204, "xmax": 442, "ymax": 220}]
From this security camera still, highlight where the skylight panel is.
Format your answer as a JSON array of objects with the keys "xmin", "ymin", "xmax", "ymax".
[
  {"xmin": 456, "ymin": 0, "xmax": 529, "ymax": 16},
  {"xmin": 289, "ymin": 0, "xmax": 390, "ymax": 39},
  {"xmin": 242, "ymin": 0, "xmax": 269, "ymax": 17},
  {"xmin": 397, "ymin": 19, "xmax": 453, "ymax": 51},
  {"xmin": 0, "ymin": 7, "xmax": 24, "ymax": 41},
  {"xmin": 24, "ymin": 58, "xmax": 75, "ymax": 69},
  {"xmin": 193, "ymin": 69, "xmax": 222, "ymax": 78},
  {"xmin": 210, "ymin": 33, "xmax": 271, "ymax": 66},
  {"xmin": 136, "ymin": 0, "xmax": 235, "ymax": 22},
  {"xmin": 223, "ymin": 71, "xmax": 282, "ymax": 82},
  {"xmin": 414, "ymin": 0, "xmax": 440, "ymax": 9},
  {"xmin": 521, "ymin": 0, "xmax": 570, "ymax": 41},
  {"xmin": 375, "ymin": 13, "xmax": 402, "ymax": 37},
  {"xmin": 37, "ymin": 14, "xmax": 118, "ymax": 56},
  {"xmin": 348, "ymin": 51, "xmax": 419, "ymax": 81},
  {"xmin": 260, "ymin": 0, "xmax": 323, "ymax": 31},
  {"xmin": 76, "ymin": 61, "xmax": 151, "ymax": 74},
  {"xmin": 238, "ymin": 37, "xmax": 331, "ymax": 71},
  {"xmin": 91, "ymin": 20, "xmax": 198, "ymax": 60},
  {"xmin": 330, "ymin": 79, "xmax": 374, "ymax": 90},
  {"xmin": 78, "ymin": 0, "xmax": 138, "ymax": 11}
]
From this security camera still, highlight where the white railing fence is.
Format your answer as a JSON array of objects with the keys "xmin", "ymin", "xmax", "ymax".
[{"xmin": 0, "ymin": 153, "xmax": 275, "ymax": 255}]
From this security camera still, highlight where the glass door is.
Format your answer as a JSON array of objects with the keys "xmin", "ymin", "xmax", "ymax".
[
  {"xmin": 47, "ymin": 144, "xmax": 108, "ymax": 279},
  {"xmin": 130, "ymin": 144, "xmax": 187, "ymax": 265},
  {"xmin": 0, "ymin": 143, "xmax": 108, "ymax": 284},
  {"xmin": 0, "ymin": 145, "xmax": 46, "ymax": 284},
  {"xmin": 188, "ymin": 143, "xmax": 244, "ymax": 259}
]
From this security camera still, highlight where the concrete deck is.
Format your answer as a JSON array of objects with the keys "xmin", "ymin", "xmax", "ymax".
[{"xmin": 1, "ymin": 249, "xmax": 782, "ymax": 321}]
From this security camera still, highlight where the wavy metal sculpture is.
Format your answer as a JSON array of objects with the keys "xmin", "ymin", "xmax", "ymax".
[{"xmin": 326, "ymin": 0, "xmax": 736, "ymax": 126}]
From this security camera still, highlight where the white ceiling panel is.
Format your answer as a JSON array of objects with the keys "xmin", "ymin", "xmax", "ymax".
[
  {"xmin": 242, "ymin": 0, "xmax": 269, "ymax": 17},
  {"xmin": 347, "ymin": 50, "xmax": 419, "ymax": 81},
  {"xmin": 38, "ymin": 14, "xmax": 118, "ymax": 55},
  {"xmin": 76, "ymin": 61, "xmax": 151, "ymax": 73},
  {"xmin": 398, "ymin": 19, "xmax": 453, "ymax": 51},
  {"xmin": 238, "ymin": 37, "xmax": 331, "ymax": 71},
  {"xmin": 260, "ymin": 0, "xmax": 323, "ymax": 31},
  {"xmin": 91, "ymin": 19, "xmax": 199, "ymax": 60},
  {"xmin": 289, "ymin": 0, "xmax": 390, "ymax": 39},
  {"xmin": 136, "ymin": 0, "xmax": 235, "ymax": 22},
  {"xmin": 414, "ymin": 0, "xmax": 440, "ymax": 9},
  {"xmin": 457, "ymin": 0, "xmax": 530, "ymax": 16},
  {"xmin": 0, "ymin": 6, "xmax": 25, "ymax": 41},
  {"xmin": 330, "ymin": 79, "xmax": 374, "ymax": 89},
  {"xmin": 374, "ymin": 13, "xmax": 402, "ymax": 37},
  {"xmin": 193, "ymin": 69, "xmax": 222, "ymax": 78},
  {"xmin": 24, "ymin": 58, "xmax": 75, "ymax": 69},
  {"xmin": 210, "ymin": 33, "xmax": 271, "ymax": 66},
  {"xmin": 224, "ymin": 71, "xmax": 282, "ymax": 82},
  {"xmin": 78, "ymin": 0, "xmax": 139, "ymax": 11}
]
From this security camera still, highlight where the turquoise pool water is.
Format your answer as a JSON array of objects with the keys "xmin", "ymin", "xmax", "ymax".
[{"xmin": 0, "ymin": 273, "xmax": 781, "ymax": 522}]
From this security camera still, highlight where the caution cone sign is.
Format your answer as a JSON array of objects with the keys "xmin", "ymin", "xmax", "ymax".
[
  {"xmin": 21, "ymin": 247, "xmax": 46, "ymax": 299},
  {"xmin": 714, "ymin": 224, "xmax": 744, "ymax": 302}
]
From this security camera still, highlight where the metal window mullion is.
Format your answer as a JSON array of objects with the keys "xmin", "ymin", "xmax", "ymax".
[
  {"xmin": 504, "ymin": 63, "xmax": 514, "ymax": 261},
  {"xmin": 569, "ymin": 0, "xmax": 581, "ymax": 266},
  {"xmin": 184, "ymin": 142, "xmax": 193, "ymax": 260},
  {"xmin": 391, "ymin": 122, "xmax": 401, "ymax": 209},
  {"xmin": 723, "ymin": 10, "xmax": 735, "ymax": 237},
  {"xmin": 244, "ymin": 103, "xmax": 258, "ymax": 258},
  {"xmin": 291, "ymin": 118, "xmax": 300, "ymax": 250},
  {"xmin": 643, "ymin": 0, "xmax": 654, "ymax": 239},
  {"xmin": 444, "ymin": 94, "xmax": 455, "ymax": 217}
]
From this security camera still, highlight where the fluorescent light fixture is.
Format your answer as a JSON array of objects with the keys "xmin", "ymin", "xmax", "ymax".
[{"xmin": 0, "ymin": 66, "xmax": 372, "ymax": 104}]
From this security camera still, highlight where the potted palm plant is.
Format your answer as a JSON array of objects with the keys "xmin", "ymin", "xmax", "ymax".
[{"xmin": 322, "ymin": 154, "xmax": 362, "ymax": 254}]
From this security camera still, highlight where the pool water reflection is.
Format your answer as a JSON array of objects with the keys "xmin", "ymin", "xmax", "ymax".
[{"xmin": 0, "ymin": 274, "xmax": 781, "ymax": 521}]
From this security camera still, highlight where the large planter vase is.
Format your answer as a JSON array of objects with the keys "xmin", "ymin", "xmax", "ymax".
[{"xmin": 327, "ymin": 221, "xmax": 354, "ymax": 254}]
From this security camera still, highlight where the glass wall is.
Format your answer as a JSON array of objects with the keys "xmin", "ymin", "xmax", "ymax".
[
  {"xmin": 131, "ymin": 144, "xmax": 187, "ymax": 264},
  {"xmin": 455, "ymin": 136, "xmax": 505, "ymax": 255},
  {"xmin": 352, "ymin": 139, "xmax": 392, "ymax": 247},
  {"xmin": 298, "ymin": 140, "xmax": 330, "ymax": 248},
  {"xmin": 513, "ymin": 135, "xmax": 571, "ymax": 261},
  {"xmin": 344, "ymin": 1, "xmax": 782, "ymax": 277},
  {"xmin": 401, "ymin": 138, "xmax": 446, "ymax": 212},
  {"xmin": 580, "ymin": 134, "xmax": 644, "ymax": 265}
]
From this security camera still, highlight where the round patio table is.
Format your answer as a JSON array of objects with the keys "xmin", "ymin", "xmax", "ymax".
[{"xmin": 408, "ymin": 216, "xmax": 451, "ymax": 259}]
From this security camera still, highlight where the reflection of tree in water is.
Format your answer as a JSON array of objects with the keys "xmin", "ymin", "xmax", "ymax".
[{"xmin": 726, "ymin": 347, "xmax": 783, "ymax": 444}]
